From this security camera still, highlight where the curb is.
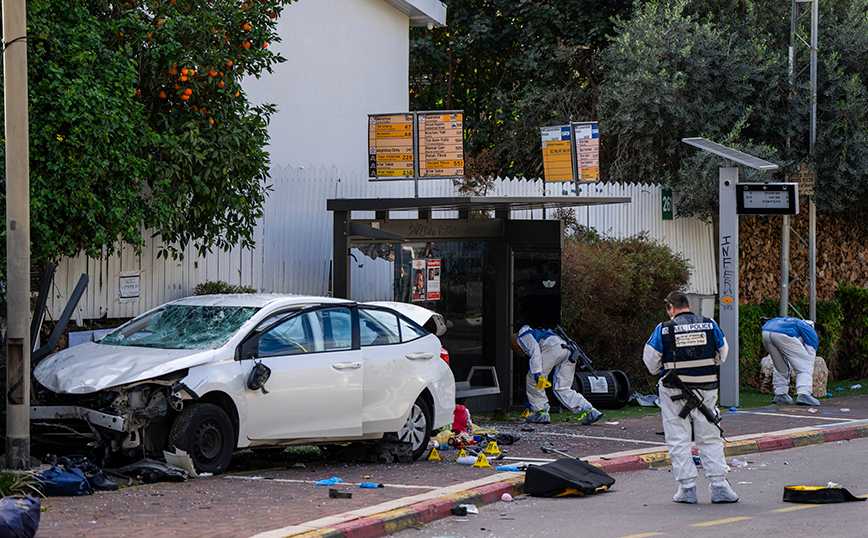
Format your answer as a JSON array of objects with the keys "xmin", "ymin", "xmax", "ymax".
[{"xmin": 263, "ymin": 421, "xmax": 868, "ymax": 538}]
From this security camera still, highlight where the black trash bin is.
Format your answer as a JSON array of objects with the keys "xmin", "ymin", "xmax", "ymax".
[{"xmin": 572, "ymin": 370, "xmax": 631, "ymax": 409}]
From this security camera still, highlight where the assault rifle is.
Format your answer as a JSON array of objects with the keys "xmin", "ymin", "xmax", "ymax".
[
  {"xmin": 553, "ymin": 326, "xmax": 596, "ymax": 375},
  {"xmin": 661, "ymin": 369, "xmax": 726, "ymax": 441}
]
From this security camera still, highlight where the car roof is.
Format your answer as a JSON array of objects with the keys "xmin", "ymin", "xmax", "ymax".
[{"xmin": 168, "ymin": 293, "xmax": 355, "ymax": 309}]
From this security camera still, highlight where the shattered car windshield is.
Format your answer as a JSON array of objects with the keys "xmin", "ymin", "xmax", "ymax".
[{"xmin": 100, "ymin": 305, "xmax": 260, "ymax": 350}]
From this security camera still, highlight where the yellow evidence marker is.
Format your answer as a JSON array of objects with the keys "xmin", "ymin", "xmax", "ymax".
[
  {"xmin": 458, "ymin": 449, "xmax": 467, "ymax": 458},
  {"xmin": 427, "ymin": 446, "xmax": 441, "ymax": 461},
  {"xmin": 472, "ymin": 453, "xmax": 491, "ymax": 468},
  {"xmin": 536, "ymin": 376, "xmax": 552, "ymax": 390},
  {"xmin": 484, "ymin": 441, "xmax": 501, "ymax": 456}
]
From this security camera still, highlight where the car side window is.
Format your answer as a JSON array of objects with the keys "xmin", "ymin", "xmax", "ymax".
[
  {"xmin": 259, "ymin": 312, "xmax": 319, "ymax": 357},
  {"xmin": 359, "ymin": 309, "xmax": 400, "ymax": 346},
  {"xmin": 313, "ymin": 307, "xmax": 353, "ymax": 351},
  {"xmin": 399, "ymin": 316, "xmax": 427, "ymax": 342}
]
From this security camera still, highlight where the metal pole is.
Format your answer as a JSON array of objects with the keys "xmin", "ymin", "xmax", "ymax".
[
  {"xmin": 809, "ymin": 0, "xmax": 818, "ymax": 320},
  {"xmin": 4, "ymin": 0, "xmax": 32, "ymax": 469},
  {"xmin": 718, "ymin": 167, "xmax": 739, "ymax": 408},
  {"xmin": 780, "ymin": 215, "xmax": 790, "ymax": 317}
]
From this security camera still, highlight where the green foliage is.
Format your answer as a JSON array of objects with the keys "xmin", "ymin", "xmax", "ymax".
[
  {"xmin": 738, "ymin": 298, "xmax": 843, "ymax": 387},
  {"xmin": 409, "ymin": 0, "xmax": 634, "ymax": 178},
  {"xmin": 599, "ymin": 0, "xmax": 868, "ymax": 219},
  {"xmin": 0, "ymin": 0, "xmax": 295, "ymax": 304},
  {"xmin": 560, "ymin": 233, "xmax": 692, "ymax": 391},
  {"xmin": 193, "ymin": 280, "xmax": 257, "ymax": 295},
  {"xmin": 0, "ymin": 470, "xmax": 41, "ymax": 498},
  {"xmin": 834, "ymin": 282, "xmax": 868, "ymax": 379}
]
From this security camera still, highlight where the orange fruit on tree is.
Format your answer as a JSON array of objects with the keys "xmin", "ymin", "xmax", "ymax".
[
  {"xmin": 184, "ymin": 88, "xmax": 192, "ymax": 95},
  {"xmin": 226, "ymin": 60, "xmax": 233, "ymax": 67},
  {"xmin": 209, "ymin": 119, "xmax": 215, "ymax": 125},
  {"xmin": 217, "ymin": 80, "xmax": 224, "ymax": 88},
  {"xmin": 180, "ymin": 75, "xmax": 188, "ymax": 82},
  {"xmin": 180, "ymin": 94, "xmax": 190, "ymax": 101},
  {"xmin": 181, "ymin": 68, "xmax": 189, "ymax": 75},
  {"xmin": 159, "ymin": 91, "xmax": 167, "ymax": 99},
  {"xmin": 209, "ymin": 69, "xmax": 218, "ymax": 77},
  {"xmin": 242, "ymin": 23, "xmax": 252, "ymax": 31},
  {"xmin": 262, "ymin": 42, "xmax": 267, "ymax": 48},
  {"xmin": 243, "ymin": 41, "xmax": 251, "ymax": 48}
]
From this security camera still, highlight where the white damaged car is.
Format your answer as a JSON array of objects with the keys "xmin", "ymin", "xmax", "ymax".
[{"xmin": 31, "ymin": 294, "xmax": 454, "ymax": 474}]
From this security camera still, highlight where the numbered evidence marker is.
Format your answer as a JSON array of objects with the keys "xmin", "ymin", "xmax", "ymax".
[
  {"xmin": 418, "ymin": 112, "xmax": 464, "ymax": 178},
  {"xmin": 541, "ymin": 125, "xmax": 573, "ymax": 182},
  {"xmin": 368, "ymin": 114, "xmax": 415, "ymax": 179},
  {"xmin": 573, "ymin": 122, "xmax": 599, "ymax": 181}
]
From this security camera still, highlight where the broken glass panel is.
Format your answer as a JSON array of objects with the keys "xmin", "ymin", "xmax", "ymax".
[{"xmin": 100, "ymin": 305, "xmax": 260, "ymax": 350}]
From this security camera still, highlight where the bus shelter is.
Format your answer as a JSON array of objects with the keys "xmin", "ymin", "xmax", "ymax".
[{"xmin": 328, "ymin": 196, "xmax": 629, "ymax": 412}]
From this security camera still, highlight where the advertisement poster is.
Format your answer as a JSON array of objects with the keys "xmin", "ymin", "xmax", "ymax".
[
  {"xmin": 412, "ymin": 260, "xmax": 427, "ymax": 302},
  {"xmin": 426, "ymin": 259, "xmax": 441, "ymax": 301}
]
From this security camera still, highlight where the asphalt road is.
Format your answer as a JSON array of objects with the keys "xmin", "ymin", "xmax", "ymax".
[{"xmin": 395, "ymin": 436, "xmax": 868, "ymax": 538}]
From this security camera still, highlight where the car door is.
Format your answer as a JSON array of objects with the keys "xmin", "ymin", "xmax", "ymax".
[
  {"xmin": 358, "ymin": 307, "xmax": 437, "ymax": 427},
  {"xmin": 243, "ymin": 305, "xmax": 363, "ymax": 440}
]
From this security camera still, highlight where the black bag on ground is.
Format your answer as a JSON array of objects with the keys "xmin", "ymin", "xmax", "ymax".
[
  {"xmin": 525, "ymin": 459, "xmax": 615, "ymax": 497},
  {"xmin": 783, "ymin": 485, "xmax": 866, "ymax": 504}
]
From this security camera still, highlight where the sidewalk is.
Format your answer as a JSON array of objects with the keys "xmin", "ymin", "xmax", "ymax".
[{"xmin": 34, "ymin": 394, "xmax": 868, "ymax": 538}]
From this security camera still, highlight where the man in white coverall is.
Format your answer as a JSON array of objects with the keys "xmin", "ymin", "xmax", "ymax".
[
  {"xmin": 510, "ymin": 325, "xmax": 602, "ymax": 425},
  {"xmin": 643, "ymin": 291, "xmax": 738, "ymax": 504},
  {"xmin": 762, "ymin": 317, "xmax": 824, "ymax": 406}
]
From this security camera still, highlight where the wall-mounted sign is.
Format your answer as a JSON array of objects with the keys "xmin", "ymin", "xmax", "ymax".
[
  {"xmin": 368, "ymin": 111, "xmax": 464, "ymax": 181},
  {"xmin": 736, "ymin": 183, "xmax": 799, "ymax": 215},
  {"xmin": 540, "ymin": 121, "xmax": 599, "ymax": 184},
  {"xmin": 792, "ymin": 161, "xmax": 815, "ymax": 196},
  {"xmin": 662, "ymin": 188, "xmax": 673, "ymax": 220},
  {"xmin": 119, "ymin": 271, "xmax": 141, "ymax": 300}
]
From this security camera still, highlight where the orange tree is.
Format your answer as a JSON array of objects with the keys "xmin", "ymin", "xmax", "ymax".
[{"xmin": 0, "ymin": 0, "xmax": 295, "ymax": 298}]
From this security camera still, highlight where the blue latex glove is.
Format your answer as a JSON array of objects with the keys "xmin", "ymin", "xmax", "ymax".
[
  {"xmin": 534, "ymin": 373, "xmax": 541, "ymax": 384},
  {"xmin": 313, "ymin": 477, "xmax": 343, "ymax": 486}
]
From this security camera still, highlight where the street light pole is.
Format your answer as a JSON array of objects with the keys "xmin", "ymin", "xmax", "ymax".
[{"xmin": 3, "ymin": 0, "xmax": 32, "ymax": 469}]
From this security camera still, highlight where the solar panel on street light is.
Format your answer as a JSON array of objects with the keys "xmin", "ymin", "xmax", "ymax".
[{"xmin": 682, "ymin": 137, "xmax": 779, "ymax": 170}]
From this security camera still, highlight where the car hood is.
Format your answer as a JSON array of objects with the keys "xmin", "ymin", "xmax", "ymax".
[{"xmin": 34, "ymin": 343, "xmax": 219, "ymax": 394}]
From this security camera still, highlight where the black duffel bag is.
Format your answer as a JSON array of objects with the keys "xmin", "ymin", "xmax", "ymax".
[{"xmin": 525, "ymin": 458, "xmax": 615, "ymax": 498}]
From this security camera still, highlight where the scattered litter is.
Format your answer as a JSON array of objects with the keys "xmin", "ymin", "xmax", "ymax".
[
  {"xmin": 826, "ymin": 393, "xmax": 833, "ymax": 398},
  {"xmin": 164, "ymin": 448, "xmax": 201, "ymax": 478},
  {"xmin": 784, "ymin": 462, "xmax": 788, "ymax": 465},
  {"xmin": 649, "ymin": 467, "xmax": 658, "ymax": 471},
  {"xmin": 359, "ymin": 482, "xmax": 383, "ymax": 489},
  {"xmin": 729, "ymin": 407, "xmax": 738, "ymax": 412},
  {"xmin": 850, "ymin": 384, "xmax": 862, "ymax": 389},
  {"xmin": 292, "ymin": 463, "xmax": 306, "ymax": 469},
  {"xmin": 692, "ymin": 456, "xmax": 702, "ymax": 467},
  {"xmin": 605, "ymin": 422, "xmax": 619, "ymax": 425},
  {"xmin": 458, "ymin": 504, "xmax": 479, "ymax": 514},
  {"xmin": 451, "ymin": 506, "xmax": 468, "ymax": 516},
  {"xmin": 837, "ymin": 441, "xmax": 843, "ymax": 444},
  {"xmin": 117, "ymin": 459, "xmax": 187, "ymax": 484},
  {"xmin": 730, "ymin": 458, "xmax": 749, "ymax": 468},
  {"xmin": 248, "ymin": 476, "xmax": 264, "ymax": 481},
  {"xmin": 364, "ymin": 475, "xmax": 372, "ymax": 479},
  {"xmin": 629, "ymin": 392, "xmax": 660, "ymax": 407},
  {"xmin": 313, "ymin": 477, "xmax": 343, "ymax": 486},
  {"xmin": 828, "ymin": 482, "xmax": 842, "ymax": 488},
  {"xmin": 520, "ymin": 426, "xmax": 535, "ymax": 432},
  {"xmin": 738, "ymin": 482, "xmax": 752, "ymax": 485},
  {"xmin": 328, "ymin": 489, "xmax": 352, "ymax": 499},
  {"xmin": 495, "ymin": 466, "xmax": 520, "ymax": 472},
  {"xmin": 501, "ymin": 493, "xmax": 513, "ymax": 502},
  {"xmin": 808, "ymin": 408, "xmax": 817, "ymax": 413},
  {"xmin": 835, "ymin": 387, "xmax": 844, "ymax": 391},
  {"xmin": 841, "ymin": 408, "xmax": 851, "ymax": 412}
]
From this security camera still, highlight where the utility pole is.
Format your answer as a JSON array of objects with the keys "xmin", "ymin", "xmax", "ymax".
[
  {"xmin": 3, "ymin": 0, "xmax": 32, "ymax": 468},
  {"xmin": 783, "ymin": 0, "xmax": 818, "ymax": 320}
]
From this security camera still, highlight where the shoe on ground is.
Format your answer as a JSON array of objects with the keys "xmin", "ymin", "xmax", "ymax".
[
  {"xmin": 673, "ymin": 483, "xmax": 698, "ymax": 504},
  {"xmin": 579, "ymin": 408, "xmax": 603, "ymax": 425},
  {"xmin": 525, "ymin": 411, "xmax": 551, "ymax": 424},
  {"xmin": 710, "ymin": 480, "xmax": 739, "ymax": 503},
  {"xmin": 772, "ymin": 394, "xmax": 793, "ymax": 405},
  {"xmin": 796, "ymin": 393, "xmax": 820, "ymax": 406}
]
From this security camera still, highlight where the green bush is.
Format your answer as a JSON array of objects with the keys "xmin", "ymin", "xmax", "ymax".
[
  {"xmin": 738, "ymin": 298, "xmax": 843, "ymax": 387},
  {"xmin": 834, "ymin": 282, "xmax": 868, "ymax": 379},
  {"xmin": 561, "ymin": 233, "xmax": 693, "ymax": 392},
  {"xmin": 193, "ymin": 280, "xmax": 258, "ymax": 295}
]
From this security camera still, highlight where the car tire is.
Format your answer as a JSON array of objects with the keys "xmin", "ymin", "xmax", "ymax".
[
  {"xmin": 397, "ymin": 397, "xmax": 432, "ymax": 460},
  {"xmin": 169, "ymin": 403, "xmax": 235, "ymax": 475}
]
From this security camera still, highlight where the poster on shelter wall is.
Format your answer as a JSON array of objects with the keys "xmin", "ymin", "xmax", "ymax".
[
  {"xmin": 426, "ymin": 259, "xmax": 441, "ymax": 301},
  {"xmin": 412, "ymin": 260, "xmax": 427, "ymax": 301}
]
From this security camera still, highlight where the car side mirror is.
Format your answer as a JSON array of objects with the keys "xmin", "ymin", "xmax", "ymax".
[{"xmin": 237, "ymin": 337, "xmax": 260, "ymax": 361}]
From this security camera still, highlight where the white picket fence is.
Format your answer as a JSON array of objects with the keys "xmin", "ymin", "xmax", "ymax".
[{"xmin": 47, "ymin": 165, "xmax": 716, "ymax": 320}]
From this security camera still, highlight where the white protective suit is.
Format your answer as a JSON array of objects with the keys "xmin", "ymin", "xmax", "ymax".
[
  {"xmin": 516, "ymin": 326, "xmax": 594, "ymax": 414},
  {"xmin": 762, "ymin": 327, "xmax": 817, "ymax": 397},
  {"xmin": 643, "ymin": 315, "xmax": 734, "ymax": 500}
]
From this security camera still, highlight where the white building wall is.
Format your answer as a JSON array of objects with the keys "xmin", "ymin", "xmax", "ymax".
[{"xmin": 244, "ymin": 0, "xmax": 411, "ymax": 175}]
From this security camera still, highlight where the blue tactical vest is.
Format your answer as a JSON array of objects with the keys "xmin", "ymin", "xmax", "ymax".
[{"xmin": 661, "ymin": 312, "xmax": 720, "ymax": 390}]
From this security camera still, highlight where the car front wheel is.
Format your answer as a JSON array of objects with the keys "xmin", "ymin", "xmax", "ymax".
[
  {"xmin": 169, "ymin": 403, "xmax": 235, "ymax": 475},
  {"xmin": 397, "ymin": 397, "xmax": 432, "ymax": 460}
]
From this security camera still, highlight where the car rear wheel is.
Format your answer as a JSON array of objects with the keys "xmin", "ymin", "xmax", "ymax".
[
  {"xmin": 397, "ymin": 397, "xmax": 432, "ymax": 460},
  {"xmin": 169, "ymin": 403, "xmax": 235, "ymax": 475}
]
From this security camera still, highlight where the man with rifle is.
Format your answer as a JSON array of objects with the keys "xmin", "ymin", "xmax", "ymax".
[{"xmin": 642, "ymin": 291, "xmax": 738, "ymax": 504}]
